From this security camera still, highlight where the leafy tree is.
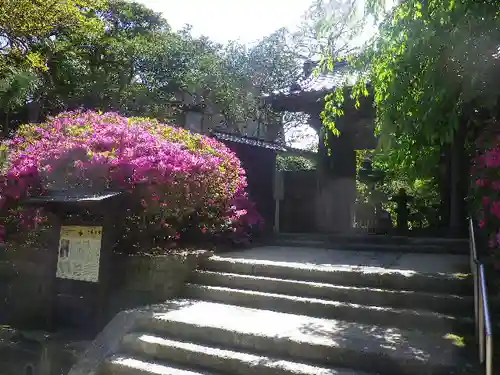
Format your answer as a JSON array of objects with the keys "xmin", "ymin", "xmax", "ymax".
[
  {"xmin": 321, "ymin": 0, "xmax": 500, "ymax": 231},
  {"xmin": 0, "ymin": 68, "xmax": 41, "ymax": 136},
  {"xmin": 0, "ymin": 0, "xmax": 106, "ymax": 71},
  {"xmin": 293, "ymin": 0, "xmax": 367, "ymax": 59},
  {"xmin": 221, "ymin": 29, "xmax": 304, "ymax": 141},
  {"xmin": 0, "ymin": 0, "xmax": 268, "ymax": 134},
  {"xmin": 34, "ymin": 0, "xmax": 179, "ymax": 120},
  {"xmin": 0, "ymin": 0, "xmax": 107, "ymax": 135}
]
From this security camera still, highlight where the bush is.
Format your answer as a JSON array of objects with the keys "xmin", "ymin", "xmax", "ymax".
[
  {"xmin": 470, "ymin": 119, "xmax": 500, "ymax": 257},
  {"xmin": 276, "ymin": 155, "xmax": 316, "ymax": 171},
  {"xmin": 0, "ymin": 110, "xmax": 263, "ymax": 251}
]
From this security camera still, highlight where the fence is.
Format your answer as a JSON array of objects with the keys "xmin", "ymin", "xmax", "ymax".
[{"xmin": 468, "ymin": 218, "xmax": 493, "ymax": 375}]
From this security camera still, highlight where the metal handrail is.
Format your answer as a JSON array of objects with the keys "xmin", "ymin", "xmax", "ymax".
[{"xmin": 469, "ymin": 218, "xmax": 493, "ymax": 375}]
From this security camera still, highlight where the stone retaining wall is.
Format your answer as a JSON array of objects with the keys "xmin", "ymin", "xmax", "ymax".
[
  {"xmin": 105, "ymin": 250, "xmax": 212, "ymax": 320},
  {"xmin": 0, "ymin": 243, "xmax": 212, "ymax": 374},
  {"xmin": 0, "ymin": 243, "xmax": 55, "ymax": 329},
  {"xmin": 0, "ymin": 236, "xmax": 212, "ymax": 330}
]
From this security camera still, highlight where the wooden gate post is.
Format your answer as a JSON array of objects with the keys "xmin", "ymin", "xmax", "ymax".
[{"xmin": 273, "ymin": 170, "xmax": 284, "ymax": 234}]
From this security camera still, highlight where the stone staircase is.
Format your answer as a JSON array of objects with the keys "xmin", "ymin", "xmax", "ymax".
[{"xmin": 72, "ymin": 246, "xmax": 479, "ymax": 375}]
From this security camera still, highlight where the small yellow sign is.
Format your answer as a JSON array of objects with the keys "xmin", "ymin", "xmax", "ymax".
[
  {"xmin": 59, "ymin": 226, "xmax": 103, "ymax": 240},
  {"xmin": 56, "ymin": 225, "xmax": 103, "ymax": 282}
]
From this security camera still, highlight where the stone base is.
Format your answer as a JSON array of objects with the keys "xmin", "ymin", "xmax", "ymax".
[
  {"xmin": 0, "ymin": 237, "xmax": 212, "ymax": 333},
  {"xmin": 106, "ymin": 250, "xmax": 213, "ymax": 320}
]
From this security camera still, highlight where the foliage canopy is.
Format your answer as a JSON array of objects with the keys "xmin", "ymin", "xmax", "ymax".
[{"xmin": 323, "ymin": 0, "xmax": 500, "ymax": 171}]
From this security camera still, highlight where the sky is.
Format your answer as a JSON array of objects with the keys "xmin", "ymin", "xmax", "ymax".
[{"xmin": 136, "ymin": 0, "xmax": 314, "ymax": 45}]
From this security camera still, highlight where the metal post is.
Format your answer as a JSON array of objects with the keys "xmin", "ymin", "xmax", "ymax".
[
  {"xmin": 473, "ymin": 265, "xmax": 479, "ymax": 341},
  {"xmin": 486, "ymin": 335, "xmax": 493, "ymax": 375},
  {"xmin": 469, "ymin": 220, "xmax": 493, "ymax": 375},
  {"xmin": 469, "ymin": 221, "xmax": 479, "ymax": 341},
  {"xmin": 479, "ymin": 267, "xmax": 485, "ymax": 363},
  {"xmin": 480, "ymin": 264, "xmax": 493, "ymax": 374}
]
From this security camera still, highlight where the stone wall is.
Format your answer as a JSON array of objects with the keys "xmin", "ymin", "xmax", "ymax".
[
  {"xmin": 0, "ymin": 231, "xmax": 211, "ymax": 331},
  {"xmin": 0, "ymin": 237, "xmax": 56, "ymax": 329},
  {"xmin": 105, "ymin": 250, "xmax": 211, "ymax": 320},
  {"xmin": 0, "ymin": 245, "xmax": 211, "ymax": 375}
]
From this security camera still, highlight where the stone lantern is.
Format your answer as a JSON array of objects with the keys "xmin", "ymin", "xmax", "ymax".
[
  {"xmin": 358, "ymin": 158, "xmax": 389, "ymax": 233},
  {"xmin": 358, "ymin": 158, "xmax": 386, "ymax": 203}
]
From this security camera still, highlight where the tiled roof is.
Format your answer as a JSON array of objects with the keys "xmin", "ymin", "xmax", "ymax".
[
  {"xmin": 267, "ymin": 61, "xmax": 366, "ymax": 98},
  {"xmin": 211, "ymin": 131, "xmax": 287, "ymax": 151}
]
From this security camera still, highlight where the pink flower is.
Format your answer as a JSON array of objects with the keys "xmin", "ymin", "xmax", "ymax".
[
  {"xmin": 483, "ymin": 196, "xmax": 491, "ymax": 206},
  {"xmin": 0, "ymin": 110, "xmax": 259, "ymax": 244},
  {"xmin": 485, "ymin": 148, "xmax": 500, "ymax": 168},
  {"xmin": 491, "ymin": 201, "xmax": 500, "ymax": 219},
  {"xmin": 476, "ymin": 179, "xmax": 488, "ymax": 187},
  {"xmin": 479, "ymin": 219, "xmax": 486, "ymax": 228}
]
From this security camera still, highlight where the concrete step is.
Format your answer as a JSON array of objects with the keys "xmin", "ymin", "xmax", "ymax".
[
  {"xmin": 139, "ymin": 300, "xmax": 476, "ymax": 375},
  {"xmin": 120, "ymin": 334, "xmax": 375, "ymax": 375},
  {"xmin": 270, "ymin": 233, "xmax": 470, "ymax": 254},
  {"xmin": 192, "ymin": 270, "xmax": 474, "ymax": 316},
  {"xmin": 185, "ymin": 284, "xmax": 474, "ymax": 334},
  {"xmin": 102, "ymin": 355, "xmax": 218, "ymax": 375},
  {"xmin": 269, "ymin": 238, "xmax": 468, "ymax": 254},
  {"xmin": 275, "ymin": 233, "xmax": 469, "ymax": 248},
  {"xmin": 201, "ymin": 256, "xmax": 472, "ymax": 295}
]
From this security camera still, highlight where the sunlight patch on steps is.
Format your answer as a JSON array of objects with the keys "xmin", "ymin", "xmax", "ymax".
[
  {"xmin": 108, "ymin": 356, "xmax": 213, "ymax": 375},
  {"xmin": 443, "ymin": 333, "xmax": 466, "ymax": 348}
]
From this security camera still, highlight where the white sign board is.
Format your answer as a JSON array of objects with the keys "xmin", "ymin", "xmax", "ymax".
[{"xmin": 56, "ymin": 226, "xmax": 103, "ymax": 282}]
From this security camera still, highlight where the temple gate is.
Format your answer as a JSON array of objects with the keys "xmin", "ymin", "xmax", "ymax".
[{"xmin": 263, "ymin": 61, "xmax": 377, "ymax": 233}]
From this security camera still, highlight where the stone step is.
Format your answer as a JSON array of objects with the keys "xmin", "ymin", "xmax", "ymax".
[
  {"xmin": 103, "ymin": 355, "xmax": 218, "ymax": 375},
  {"xmin": 271, "ymin": 233, "xmax": 470, "ymax": 252},
  {"xmin": 201, "ymin": 256, "xmax": 472, "ymax": 295},
  {"xmin": 276, "ymin": 233, "xmax": 469, "ymax": 247},
  {"xmin": 185, "ymin": 284, "xmax": 474, "ymax": 334},
  {"xmin": 192, "ymin": 270, "xmax": 474, "ymax": 316},
  {"xmin": 269, "ymin": 239, "xmax": 468, "ymax": 254},
  {"xmin": 139, "ymin": 300, "xmax": 476, "ymax": 375},
  {"xmin": 120, "ymin": 334, "xmax": 375, "ymax": 375}
]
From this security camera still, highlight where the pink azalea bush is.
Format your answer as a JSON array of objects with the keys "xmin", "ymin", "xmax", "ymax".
[
  {"xmin": 0, "ymin": 110, "xmax": 263, "ymax": 251},
  {"xmin": 470, "ymin": 120, "xmax": 500, "ymax": 260}
]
